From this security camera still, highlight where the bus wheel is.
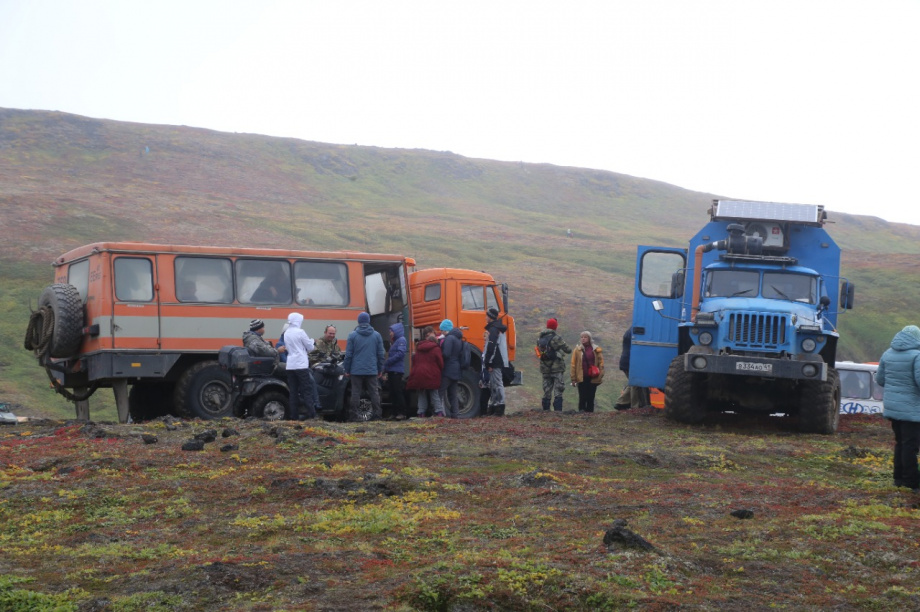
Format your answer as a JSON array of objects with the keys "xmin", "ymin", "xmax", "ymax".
[
  {"xmin": 174, "ymin": 361, "xmax": 233, "ymax": 420},
  {"xmin": 456, "ymin": 368, "xmax": 482, "ymax": 419},
  {"xmin": 128, "ymin": 382, "xmax": 174, "ymax": 422},
  {"xmin": 253, "ymin": 390, "xmax": 288, "ymax": 421}
]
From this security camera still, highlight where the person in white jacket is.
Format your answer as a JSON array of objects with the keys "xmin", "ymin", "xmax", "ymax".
[{"xmin": 283, "ymin": 312, "xmax": 319, "ymax": 420}]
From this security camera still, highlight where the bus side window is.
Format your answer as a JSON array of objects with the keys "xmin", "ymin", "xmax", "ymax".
[{"xmin": 114, "ymin": 257, "xmax": 154, "ymax": 302}]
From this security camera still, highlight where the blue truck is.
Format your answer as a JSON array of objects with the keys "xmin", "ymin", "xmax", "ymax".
[{"xmin": 629, "ymin": 199, "xmax": 855, "ymax": 434}]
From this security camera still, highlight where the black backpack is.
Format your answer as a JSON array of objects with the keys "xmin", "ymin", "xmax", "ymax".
[
  {"xmin": 537, "ymin": 333, "xmax": 557, "ymax": 362},
  {"xmin": 460, "ymin": 340, "xmax": 472, "ymax": 369}
]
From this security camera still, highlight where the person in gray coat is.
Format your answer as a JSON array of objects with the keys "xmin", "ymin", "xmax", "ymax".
[
  {"xmin": 876, "ymin": 324, "xmax": 920, "ymax": 492},
  {"xmin": 343, "ymin": 312, "xmax": 385, "ymax": 419}
]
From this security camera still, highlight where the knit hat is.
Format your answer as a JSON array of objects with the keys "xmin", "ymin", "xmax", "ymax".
[
  {"xmin": 487, "ymin": 307, "xmax": 499, "ymax": 320},
  {"xmin": 249, "ymin": 319, "xmax": 265, "ymax": 332},
  {"xmin": 357, "ymin": 311, "xmax": 371, "ymax": 325},
  {"xmin": 439, "ymin": 319, "xmax": 453, "ymax": 332},
  {"xmin": 546, "ymin": 318, "xmax": 558, "ymax": 330}
]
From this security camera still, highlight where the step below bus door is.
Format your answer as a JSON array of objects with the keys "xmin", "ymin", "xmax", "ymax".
[{"xmin": 629, "ymin": 246, "xmax": 687, "ymax": 390}]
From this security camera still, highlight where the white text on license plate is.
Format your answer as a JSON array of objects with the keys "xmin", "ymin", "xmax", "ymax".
[{"xmin": 736, "ymin": 362, "xmax": 772, "ymax": 373}]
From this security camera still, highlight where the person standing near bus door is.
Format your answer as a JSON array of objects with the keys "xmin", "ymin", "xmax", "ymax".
[
  {"xmin": 876, "ymin": 324, "xmax": 920, "ymax": 493},
  {"xmin": 343, "ymin": 312, "xmax": 385, "ymax": 419},
  {"xmin": 283, "ymin": 313, "xmax": 319, "ymax": 420},
  {"xmin": 439, "ymin": 319, "xmax": 463, "ymax": 419},
  {"xmin": 384, "ymin": 323, "xmax": 410, "ymax": 419}
]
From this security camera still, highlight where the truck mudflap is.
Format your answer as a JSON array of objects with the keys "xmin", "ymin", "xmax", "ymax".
[{"xmin": 681, "ymin": 352, "xmax": 827, "ymax": 381}]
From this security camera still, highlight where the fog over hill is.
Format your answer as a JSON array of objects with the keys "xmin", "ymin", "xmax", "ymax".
[{"xmin": 2, "ymin": 108, "xmax": 919, "ymax": 413}]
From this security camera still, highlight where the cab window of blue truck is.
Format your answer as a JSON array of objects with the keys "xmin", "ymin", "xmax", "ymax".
[
  {"xmin": 640, "ymin": 251, "xmax": 685, "ymax": 297},
  {"xmin": 294, "ymin": 261, "xmax": 349, "ymax": 306},
  {"xmin": 114, "ymin": 257, "xmax": 154, "ymax": 302},
  {"xmin": 67, "ymin": 259, "xmax": 89, "ymax": 302},
  {"xmin": 705, "ymin": 270, "xmax": 759, "ymax": 298},
  {"xmin": 175, "ymin": 257, "xmax": 233, "ymax": 303},
  {"xmin": 762, "ymin": 272, "xmax": 816, "ymax": 303},
  {"xmin": 237, "ymin": 260, "xmax": 292, "ymax": 304}
]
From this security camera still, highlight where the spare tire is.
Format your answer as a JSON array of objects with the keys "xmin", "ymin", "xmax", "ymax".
[{"xmin": 38, "ymin": 284, "xmax": 84, "ymax": 358}]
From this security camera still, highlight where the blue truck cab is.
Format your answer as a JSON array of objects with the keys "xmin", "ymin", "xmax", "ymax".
[{"xmin": 629, "ymin": 200, "xmax": 854, "ymax": 434}]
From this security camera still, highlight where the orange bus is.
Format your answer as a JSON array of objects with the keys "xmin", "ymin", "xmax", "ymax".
[{"xmin": 26, "ymin": 242, "xmax": 518, "ymax": 422}]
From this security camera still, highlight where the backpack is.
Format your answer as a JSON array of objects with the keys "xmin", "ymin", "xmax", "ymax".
[
  {"xmin": 536, "ymin": 333, "xmax": 557, "ymax": 362},
  {"xmin": 460, "ymin": 340, "xmax": 472, "ymax": 369}
]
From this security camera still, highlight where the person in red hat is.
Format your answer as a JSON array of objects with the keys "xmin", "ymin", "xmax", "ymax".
[{"xmin": 537, "ymin": 318, "xmax": 571, "ymax": 411}]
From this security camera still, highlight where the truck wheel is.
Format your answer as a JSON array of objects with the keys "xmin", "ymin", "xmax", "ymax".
[
  {"xmin": 663, "ymin": 355, "xmax": 708, "ymax": 424},
  {"xmin": 798, "ymin": 367, "xmax": 840, "ymax": 434},
  {"xmin": 252, "ymin": 390, "xmax": 288, "ymax": 421},
  {"xmin": 36, "ymin": 284, "xmax": 84, "ymax": 358},
  {"xmin": 174, "ymin": 361, "xmax": 233, "ymax": 420},
  {"xmin": 456, "ymin": 368, "xmax": 481, "ymax": 419},
  {"xmin": 128, "ymin": 382, "xmax": 174, "ymax": 422}
]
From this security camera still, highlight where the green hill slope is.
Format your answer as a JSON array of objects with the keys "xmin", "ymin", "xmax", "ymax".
[{"xmin": 2, "ymin": 108, "xmax": 919, "ymax": 417}]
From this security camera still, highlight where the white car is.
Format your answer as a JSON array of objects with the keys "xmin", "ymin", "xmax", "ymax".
[{"xmin": 837, "ymin": 361, "xmax": 884, "ymax": 415}]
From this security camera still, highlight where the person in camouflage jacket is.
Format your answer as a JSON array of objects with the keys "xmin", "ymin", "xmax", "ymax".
[
  {"xmin": 538, "ymin": 318, "xmax": 572, "ymax": 411},
  {"xmin": 310, "ymin": 325, "xmax": 342, "ymax": 362}
]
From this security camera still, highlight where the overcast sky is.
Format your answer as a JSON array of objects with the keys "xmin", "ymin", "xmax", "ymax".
[{"xmin": 2, "ymin": 1, "xmax": 918, "ymax": 225}]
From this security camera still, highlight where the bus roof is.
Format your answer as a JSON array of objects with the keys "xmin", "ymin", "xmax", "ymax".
[{"xmin": 53, "ymin": 242, "xmax": 416, "ymax": 267}]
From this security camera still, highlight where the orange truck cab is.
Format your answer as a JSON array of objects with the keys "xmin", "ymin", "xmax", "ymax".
[{"xmin": 25, "ymin": 243, "xmax": 518, "ymax": 423}]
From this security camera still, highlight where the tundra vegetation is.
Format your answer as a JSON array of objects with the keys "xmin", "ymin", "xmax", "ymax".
[{"xmin": 1, "ymin": 410, "xmax": 917, "ymax": 610}]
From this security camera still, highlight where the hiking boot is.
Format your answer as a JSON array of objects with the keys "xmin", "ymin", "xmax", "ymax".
[
  {"xmin": 494, "ymin": 404, "xmax": 505, "ymax": 417},
  {"xmin": 614, "ymin": 403, "xmax": 630, "ymax": 411},
  {"xmin": 541, "ymin": 398, "xmax": 550, "ymax": 411},
  {"xmin": 553, "ymin": 397, "xmax": 564, "ymax": 412}
]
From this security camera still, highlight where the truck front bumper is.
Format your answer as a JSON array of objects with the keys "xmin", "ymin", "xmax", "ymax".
[{"xmin": 681, "ymin": 352, "xmax": 827, "ymax": 382}]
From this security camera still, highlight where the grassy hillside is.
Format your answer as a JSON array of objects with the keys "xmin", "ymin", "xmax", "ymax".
[{"xmin": 2, "ymin": 107, "xmax": 920, "ymax": 418}]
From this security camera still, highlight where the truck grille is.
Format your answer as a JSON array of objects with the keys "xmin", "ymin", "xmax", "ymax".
[{"xmin": 728, "ymin": 313, "xmax": 786, "ymax": 349}]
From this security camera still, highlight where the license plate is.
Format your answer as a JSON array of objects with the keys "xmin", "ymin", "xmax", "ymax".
[{"xmin": 736, "ymin": 362, "xmax": 772, "ymax": 373}]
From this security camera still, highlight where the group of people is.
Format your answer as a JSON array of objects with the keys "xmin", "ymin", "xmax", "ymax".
[
  {"xmin": 535, "ymin": 318, "xmax": 649, "ymax": 414},
  {"xmin": 240, "ymin": 307, "xmax": 512, "ymax": 422}
]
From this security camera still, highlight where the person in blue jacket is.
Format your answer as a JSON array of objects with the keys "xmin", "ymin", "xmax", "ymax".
[
  {"xmin": 343, "ymin": 312, "xmax": 385, "ymax": 419},
  {"xmin": 876, "ymin": 324, "xmax": 920, "ymax": 492},
  {"xmin": 384, "ymin": 322, "xmax": 409, "ymax": 419}
]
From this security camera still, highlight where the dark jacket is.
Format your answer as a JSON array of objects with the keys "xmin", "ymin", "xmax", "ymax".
[
  {"xmin": 441, "ymin": 327, "xmax": 464, "ymax": 382},
  {"xmin": 343, "ymin": 323, "xmax": 385, "ymax": 376},
  {"xmin": 242, "ymin": 331, "xmax": 279, "ymax": 361},
  {"xmin": 406, "ymin": 339, "xmax": 443, "ymax": 390},
  {"xmin": 484, "ymin": 319, "xmax": 508, "ymax": 369},
  {"xmin": 876, "ymin": 325, "xmax": 920, "ymax": 422},
  {"xmin": 384, "ymin": 323, "xmax": 407, "ymax": 374},
  {"xmin": 619, "ymin": 329, "xmax": 632, "ymax": 374}
]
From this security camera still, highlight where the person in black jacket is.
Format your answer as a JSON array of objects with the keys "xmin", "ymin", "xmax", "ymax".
[{"xmin": 484, "ymin": 307, "xmax": 508, "ymax": 416}]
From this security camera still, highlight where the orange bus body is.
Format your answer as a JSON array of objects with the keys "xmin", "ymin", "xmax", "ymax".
[{"xmin": 36, "ymin": 242, "xmax": 517, "ymax": 422}]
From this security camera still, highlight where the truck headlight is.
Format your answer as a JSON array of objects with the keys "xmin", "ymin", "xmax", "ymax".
[
  {"xmin": 801, "ymin": 338, "xmax": 817, "ymax": 352},
  {"xmin": 698, "ymin": 331, "xmax": 713, "ymax": 346}
]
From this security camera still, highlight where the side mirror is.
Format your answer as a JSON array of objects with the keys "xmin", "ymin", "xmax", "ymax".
[
  {"xmin": 670, "ymin": 271, "xmax": 685, "ymax": 299},
  {"xmin": 652, "ymin": 300, "xmax": 664, "ymax": 312},
  {"xmin": 839, "ymin": 281, "xmax": 855, "ymax": 310}
]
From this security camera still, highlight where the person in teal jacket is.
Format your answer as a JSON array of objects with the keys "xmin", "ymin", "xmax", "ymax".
[{"xmin": 875, "ymin": 325, "xmax": 920, "ymax": 492}]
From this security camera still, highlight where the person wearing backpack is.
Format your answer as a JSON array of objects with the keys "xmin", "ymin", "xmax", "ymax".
[
  {"xmin": 484, "ymin": 307, "xmax": 509, "ymax": 416},
  {"xmin": 538, "ymin": 318, "xmax": 572, "ymax": 412},
  {"xmin": 439, "ymin": 319, "xmax": 464, "ymax": 419}
]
